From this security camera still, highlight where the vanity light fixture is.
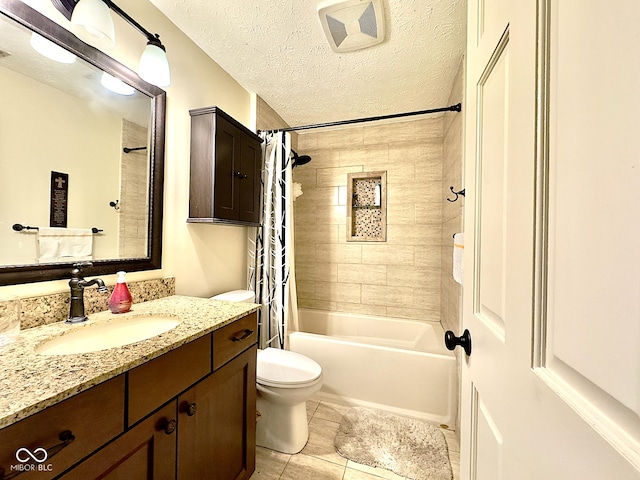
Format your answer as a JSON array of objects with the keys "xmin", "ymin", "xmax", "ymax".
[
  {"xmin": 100, "ymin": 71, "xmax": 134, "ymax": 95},
  {"xmin": 138, "ymin": 37, "xmax": 170, "ymax": 87},
  {"xmin": 30, "ymin": 32, "xmax": 77, "ymax": 64},
  {"xmin": 71, "ymin": 0, "xmax": 115, "ymax": 50},
  {"xmin": 63, "ymin": 0, "xmax": 171, "ymax": 87}
]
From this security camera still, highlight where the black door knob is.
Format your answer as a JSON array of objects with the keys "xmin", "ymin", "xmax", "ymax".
[{"xmin": 444, "ymin": 329, "xmax": 472, "ymax": 356}]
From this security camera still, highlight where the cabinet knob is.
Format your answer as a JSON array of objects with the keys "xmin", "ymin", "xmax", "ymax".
[
  {"xmin": 162, "ymin": 419, "xmax": 177, "ymax": 435},
  {"xmin": 182, "ymin": 403, "xmax": 197, "ymax": 417},
  {"xmin": 235, "ymin": 171, "xmax": 248, "ymax": 179}
]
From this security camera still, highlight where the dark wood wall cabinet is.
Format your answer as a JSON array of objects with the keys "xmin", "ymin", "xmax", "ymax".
[
  {"xmin": 0, "ymin": 312, "xmax": 258, "ymax": 480},
  {"xmin": 188, "ymin": 107, "xmax": 263, "ymax": 226}
]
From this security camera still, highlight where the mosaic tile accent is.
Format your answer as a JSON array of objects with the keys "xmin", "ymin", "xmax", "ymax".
[{"xmin": 347, "ymin": 171, "xmax": 387, "ymax": 242}]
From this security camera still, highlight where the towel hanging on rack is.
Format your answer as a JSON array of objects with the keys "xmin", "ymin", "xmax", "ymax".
[
  {"xmin": 453, "ymin": 232, "xmax": 464, "ymax": 285},
  {"xmin": 38, "ymin": 227, "xmax": 93, "ymax": 263}
]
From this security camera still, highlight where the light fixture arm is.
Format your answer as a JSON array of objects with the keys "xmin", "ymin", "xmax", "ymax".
[{"xmin": 104, "ymin": 0, "xmax": 163, "ymax": 48}]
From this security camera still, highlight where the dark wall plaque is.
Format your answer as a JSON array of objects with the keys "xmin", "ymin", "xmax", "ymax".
[{"xmin": 50, "ymin": 171, "xmax": 68, "ymax": 228}]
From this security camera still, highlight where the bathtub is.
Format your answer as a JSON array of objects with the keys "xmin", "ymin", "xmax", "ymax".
[{"xmin": 289, "ymin": 309, "xmax": 457, "ymax": 426}]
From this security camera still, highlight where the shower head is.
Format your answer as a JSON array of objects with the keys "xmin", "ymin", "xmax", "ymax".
[{"xmin": 292, "ymin": 150, "xmax": 312, "ymax": 168}]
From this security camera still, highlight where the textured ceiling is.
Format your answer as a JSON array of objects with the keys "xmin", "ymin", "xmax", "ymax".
[{"xmin": 148, "ymin": 0, "xmax": 466, "ymax": 127}]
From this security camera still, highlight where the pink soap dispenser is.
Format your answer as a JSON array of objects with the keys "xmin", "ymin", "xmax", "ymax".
[{"xmin": 109, "ymin": 271, "xmax": 132, "ymax": 314}]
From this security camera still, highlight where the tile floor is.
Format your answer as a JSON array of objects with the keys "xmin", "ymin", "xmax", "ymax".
[{"xmin": 250, "ymin": 399, "xmax": 460, "ymax": 480}]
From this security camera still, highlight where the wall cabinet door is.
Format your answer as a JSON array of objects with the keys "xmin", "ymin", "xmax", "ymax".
[
  {"xmin": 60, "ymin": 402, "xmax": 177, "ymax": 480},
  {"xmin": 189, "ymin": 106, "xmax": 262, "ymax": 226},
  {"xmin": 177, "ymin": 347, "xmax": 257, "ymax": 480}
]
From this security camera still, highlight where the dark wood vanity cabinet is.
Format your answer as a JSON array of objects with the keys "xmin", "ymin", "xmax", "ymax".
[
  {"xmin": 0, "ymin": 376, "xmax": 124, "ymax": 480},
  {"xmin": 188, "ymin": 107, "xmax": 263, "ymax": 226},
  {"xmin": 59, "ymin": 402, "xmax": 177, "ymax": 480},
  {"xmin": 0, "ymin": 313, "xmax": 257, "ymax": 480},
  {"xmin": 177, "ymin": 348, "xmax": 256, "ymax": 480}
]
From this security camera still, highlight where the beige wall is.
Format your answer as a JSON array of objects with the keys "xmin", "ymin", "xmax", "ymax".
[
  {"xmin": 0, "ymin": 0, "xmax": 253, "ymax": 299},
  {"xmin": 293, "ymin": 117, "xmax": 445, "ymax": 321},
  {"xmin": 0, "ymin": 67, "xmax": 121, "ymax": 264},
  {"xmin": 256, "ymin": 96, "xmax": 298, "ymax": 150}
]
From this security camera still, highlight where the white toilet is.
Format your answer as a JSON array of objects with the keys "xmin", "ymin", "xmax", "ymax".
[{"xmin": 211, "ymin": 290, "xmax": 324, "ymax": 454}]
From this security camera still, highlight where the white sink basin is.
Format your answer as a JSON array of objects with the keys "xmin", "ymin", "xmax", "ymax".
[{"xmin": 35, "ymin": 315, "xmax": 181, "ymax": 355}]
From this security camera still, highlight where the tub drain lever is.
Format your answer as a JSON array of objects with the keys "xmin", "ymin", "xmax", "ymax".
[{"xmin": 444, "ymin": 329, "xmax": 472, "ymax": 356}]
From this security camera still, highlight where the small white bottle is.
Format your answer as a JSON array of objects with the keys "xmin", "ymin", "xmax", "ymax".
[{"xmin": 374, "ymin": 183, "xmax": 381, "ymax": 206}]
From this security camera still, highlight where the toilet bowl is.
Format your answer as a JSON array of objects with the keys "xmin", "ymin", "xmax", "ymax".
[
  {"xmin": 210, "ymin": 290, "xmax": 324, "ymax": 454},
  {"xmin": 256, "ymin": 347, "xmax": 323, "ymax": 454}
]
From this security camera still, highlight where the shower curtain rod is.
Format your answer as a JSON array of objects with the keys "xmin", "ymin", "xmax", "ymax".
[{"xmin": 260, "ymin": 103, "xmax": 462, "ymax": 134}]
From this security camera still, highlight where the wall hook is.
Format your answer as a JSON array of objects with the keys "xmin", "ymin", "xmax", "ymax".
[
  {"xmin": 447, "ymin": 186, "xmax": 465, "ymax": 202},
  {"xmin": 109, "ymin": 200, "xmax": 120, "ymax": 211}
]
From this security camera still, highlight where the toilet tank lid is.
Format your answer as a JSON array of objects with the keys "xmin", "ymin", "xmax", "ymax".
[
  {"xmin": 257, "ymin": 348, "xmax": 322, "ymax": 385},
  {"xmin": 210, "ymin": 290, "xmax": 255, "ymax": 302}
]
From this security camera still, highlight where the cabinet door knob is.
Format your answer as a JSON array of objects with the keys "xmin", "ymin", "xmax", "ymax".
[
  {"xmin": 186, "ymin": 403, "xmax": 197, "ymax": 416},
  {"xmin": 235, "ymin": 171, "xmax": 248, "ymax": 179},
  {"xmin": 162, "ymin": 419, "xmax": 177, "ymax": 435}
]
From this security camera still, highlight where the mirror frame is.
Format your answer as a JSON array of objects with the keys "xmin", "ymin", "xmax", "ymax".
[{"xmin": 0, "ymin": 0, "xmax": 165, "ymax": 285}]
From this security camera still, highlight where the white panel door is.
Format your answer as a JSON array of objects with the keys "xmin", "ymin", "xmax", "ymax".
[{"xmin": 460, "ymin": 1, "xmax": 640, "ymax": 478}]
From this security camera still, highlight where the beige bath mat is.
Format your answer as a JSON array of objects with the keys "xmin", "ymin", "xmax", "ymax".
[{"xmin": 334, "ymin": 407, "xmax": 453, "ymax": 480}]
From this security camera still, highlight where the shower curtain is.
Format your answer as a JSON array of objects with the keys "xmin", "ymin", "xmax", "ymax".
[{"xmin": 248, "ymin": 131, "xmax": 299, "ymax": 350}]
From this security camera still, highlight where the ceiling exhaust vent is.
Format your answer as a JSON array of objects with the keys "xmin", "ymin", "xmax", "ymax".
[{"xmin": 318, "ymin": 0, "xmax": 385, "ymax": 53}]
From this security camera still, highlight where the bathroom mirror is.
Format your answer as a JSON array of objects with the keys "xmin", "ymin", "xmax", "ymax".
[{"xmin": 0, "ymin": 0, "xmax": 165, "ymax": 285}]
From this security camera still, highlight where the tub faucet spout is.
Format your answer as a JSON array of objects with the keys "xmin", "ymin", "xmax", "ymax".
[{"xmin": 68, "ymin": 262, "xmax": 107, "ymax": 323}]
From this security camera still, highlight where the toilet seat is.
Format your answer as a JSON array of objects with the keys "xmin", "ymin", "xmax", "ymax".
[{"xmin": 257, "ymin": 348, "xmax": 322, "ymax": 389}]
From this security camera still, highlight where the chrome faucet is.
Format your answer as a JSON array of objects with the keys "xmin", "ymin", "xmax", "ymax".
[{"xmin": 68, "ymin": 262, "xmax": 107, "ymax": 323}]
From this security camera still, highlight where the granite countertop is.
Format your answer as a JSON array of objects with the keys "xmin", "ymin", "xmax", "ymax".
[{"xmin": 0, "ymin": 295, "xmax": 259, "ymax": 429}]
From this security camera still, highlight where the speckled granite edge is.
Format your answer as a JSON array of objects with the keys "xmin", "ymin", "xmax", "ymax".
[
  {"xmin": 13, "ymin": 277, "xmax": 175, "ymax": 330},
  {"xmin": 0, "ymin": 295, "xmax": 258, "ymax": 429}
]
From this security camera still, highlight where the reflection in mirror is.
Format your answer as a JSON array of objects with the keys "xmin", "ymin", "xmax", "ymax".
[{"xmin": 0, "ymin": 0, "xmax": 165, "ymax": 285}]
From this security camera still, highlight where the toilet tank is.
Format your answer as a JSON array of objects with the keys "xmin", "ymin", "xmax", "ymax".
[{"xmin": 211, "ymin": 290, "xmax": 255, "ymax": 303}]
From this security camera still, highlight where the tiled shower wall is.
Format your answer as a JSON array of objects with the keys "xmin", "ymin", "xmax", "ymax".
[
  {"xmin": 441, "ymin": 59, "xmax": 465, "ymax": 435},
  {"xmin": 293, "ymin": 117, "xmax": 445, "ymax": 321},
  {"xmin": 441, "ymin": 60, "xmax": 465, "ymax": 335},
  {"xmin": 119, "ymin": 119, "xmax": 149, "ymax": 258}
]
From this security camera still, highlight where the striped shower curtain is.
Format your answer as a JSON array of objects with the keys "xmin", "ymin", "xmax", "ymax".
[{"xmin": 248, "ymin": 131, "xmax": 299, "ymax": 350}]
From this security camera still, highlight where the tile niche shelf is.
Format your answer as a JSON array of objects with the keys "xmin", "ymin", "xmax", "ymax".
[{"xmin": 346, "ymin": 171, "xmax": 387, "ymax": 242}]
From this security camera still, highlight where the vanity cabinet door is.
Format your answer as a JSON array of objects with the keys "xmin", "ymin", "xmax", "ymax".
[
  {"xmin": 60, "ymin": 402, "xmax": 177, "ymax": 480},
  {"xmin": 177, "ymin": 347, "xmax": 257, "ymax": 480},
  {"xmin": 127, "ymin": 334, "xmax": 211, "ymax": 426},
  {"xmin": 0, "ymin": 376, "xmax": 124, "ymax": 480}
]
